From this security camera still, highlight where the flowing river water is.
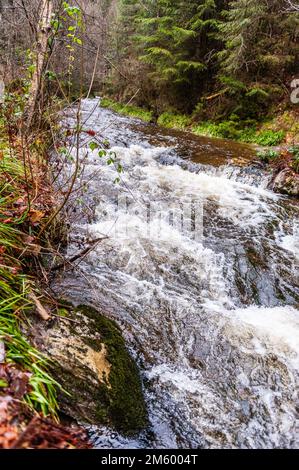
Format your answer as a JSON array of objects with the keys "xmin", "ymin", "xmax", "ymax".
[{"xmin": 54, "ymin": 99, "xmax": 299, "ymax": 449}]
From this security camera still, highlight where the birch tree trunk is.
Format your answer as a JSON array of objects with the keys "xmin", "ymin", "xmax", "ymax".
[{"xmin": 26, "ymin": 0, "xmax": 53, "ymax": 129}]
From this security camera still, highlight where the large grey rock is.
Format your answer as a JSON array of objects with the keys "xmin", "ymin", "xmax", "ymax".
[
  {"xmin": 271, "ymin": 169, "xmax": 299, "ymax": 197},
  {"xmin": 31, "ymin": 303, "xmax": 147, "ymax": 436}
]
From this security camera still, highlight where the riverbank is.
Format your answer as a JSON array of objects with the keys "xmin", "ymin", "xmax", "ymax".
[
  {"xmin": 0, "ymin": 116, "xmax": 58, "ymax": 412},
  {"xmin": 0, "ymin": 112, "xmax": 92, "ymax": 447},
  {"xmin": 258, "ymin": 146, "xmax": 299, "ymax": 197},
  {"xmin": 0, "ymin": 118, "xmax": 86, "ymax": 447},
  {"xmin": 101, "ymin": 98, "xmax": 299, "ymax": 147}
]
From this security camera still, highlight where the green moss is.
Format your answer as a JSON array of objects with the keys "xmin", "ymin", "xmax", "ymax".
[
  {"xmin": 80, "ymin": 305, "xmax": 147, "ymax": 434},
  {"xmin": 53, "ymin": 303, "xmax": 147, "ymax": 436}
]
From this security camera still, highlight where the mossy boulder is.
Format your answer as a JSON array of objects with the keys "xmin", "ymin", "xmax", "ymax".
[{"xmin": 38, "ymin": 304, "xmax": 147, "ymax": 436}]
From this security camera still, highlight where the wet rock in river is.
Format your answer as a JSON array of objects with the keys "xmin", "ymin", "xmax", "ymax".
[
  {"xmin": 270, "ymin": 169, "xmax": 299, "ymax": 198},
  {"xmin": 33, "ymin": 304, "xmax": 147, "ymax": 436}
]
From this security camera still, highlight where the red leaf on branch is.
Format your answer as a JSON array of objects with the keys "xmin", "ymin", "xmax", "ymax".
[{"xmin": 85, "ymin": 129, "xmax": 96, "ymax": 137}]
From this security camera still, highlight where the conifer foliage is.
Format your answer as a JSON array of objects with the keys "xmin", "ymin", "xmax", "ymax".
[{"xmin": 107, "ymin": 0, "xmax": 299, "ymax": 117}]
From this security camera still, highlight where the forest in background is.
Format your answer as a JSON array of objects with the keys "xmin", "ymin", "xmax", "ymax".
[
  {"xmin": 1, "ymin": 1, "xmax": 298, "ymax": 145},
  {"xmin": 102, "ymin": 0, "xmax": 299, "ymax": 144},
  {"xmin": 108, "ymin": 1, "xmax": 298, "ymax": 112}
]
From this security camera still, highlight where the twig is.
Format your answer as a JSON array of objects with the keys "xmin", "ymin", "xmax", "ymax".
[
  {"xmin": 87, "ymin": 45, "xmax": 101, "ymax": 99},
  {"xmin": 51, "ymin": 236, "xmax": 108, "ymax": 271}
]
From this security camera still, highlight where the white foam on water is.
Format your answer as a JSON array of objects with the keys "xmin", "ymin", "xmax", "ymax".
[
  {"xmin": 276, "ymin": 222, "xmax": 299, "ymax": 261},
  {"xmin": 65, "ymin": 143, "xmax": 278, "ymax": 231},
  {"xmin": 142, "ymin": 164, "xmax": 277, "ymax": 226},
  {"xmin": 103, "ymin": 144, "xmax": 278, "ymax": 228},
  {"xmin": 148, "ymin": 364, "xmax": 204, "ymax": 395},
  {"xmin": 84, "ymin": 211, "xmax": 232, "ymax": 315},
  {"xmin": 281, "ymin": 235, "xmax": 299, "ymax": 258},
  {"xmin": 230, "ymin": 305, "xmax": 299, "ymax": 368}
]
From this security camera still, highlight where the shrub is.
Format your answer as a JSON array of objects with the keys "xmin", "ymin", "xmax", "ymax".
[
  {"xmin": 253, "ymin": 130, "xmax": 285, "ymax": 146},
  {"xmin": 214, "ymin": 120, "xmax": 241, "ymax": 140},
  {"xmin": 257, "ymin": 149, "xmax": 279, "ymax": 163}
]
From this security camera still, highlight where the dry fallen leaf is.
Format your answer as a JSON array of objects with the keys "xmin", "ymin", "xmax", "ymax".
[
  {"xmin": 29, "ymin": 209, "xmax": 45, "ymax": 223},
  {"xmin": 25, "ymin": 243, "xmax": 42, "ymax": 256},
  {"xmin": 22, "ymin": 235, "xmax": 35, "ymax": 245},
  {"xmin": 22, "ymin": 236, "xmax": 42, "ymax": 255},
  {"xmin": 14, "ymin": 197, "xmax": 25, "ymax": 206}
]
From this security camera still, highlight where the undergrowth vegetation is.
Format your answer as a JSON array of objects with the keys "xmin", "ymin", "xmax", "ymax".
[
  {"xmin": 257, "ymin": 145, "xmax": 299, "ymax": 173},
  {"xmin": 192, "ymin": 122, "xmax": 286, "ymax": 145},
  {"xmin": 0, "ymin": 117, "xmax": 59, "ymax": 418},
  {"xmin": 289, "ymin": 145, "xmax": 299, "ymax": 173},
  {"xmin": 157, "ymin": 112, "xmax": 191, "ymax": 130},
  {"xmin": 0, "ymin": 1, "xmax": 89, "ymax": 422},
  {"xmin": 101, "ymin": 97, "xmax": 289, "ymax": 146},
  {"xmin": 256, "ymin": 149, "xmax": 280, "ymax": 163}
]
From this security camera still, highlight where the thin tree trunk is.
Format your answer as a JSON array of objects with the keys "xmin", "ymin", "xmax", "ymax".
[{"xmin": 26, "ymin": 0, "xmax": 53, "ymax": 129}]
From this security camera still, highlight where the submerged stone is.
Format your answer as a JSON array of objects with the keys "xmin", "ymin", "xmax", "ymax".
[{"xmin": 36, "ymin": 303, "xmax": 147, "ymax": 436}]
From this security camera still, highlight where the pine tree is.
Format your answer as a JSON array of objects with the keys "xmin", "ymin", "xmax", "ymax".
[
  {"xmin": 106, "ymin": 0, "xmax": 299, "ymax": 118},
  {"xmin": 114, "ymin": 0, "xmax": 222, "ymax": 109},
  {"xmin": 218, "ymin": 0, "xmax": 299, "ymax": 78},
  {"xmin": 217, "ymin": 0, "xmax": 266, "ymax": 74}
]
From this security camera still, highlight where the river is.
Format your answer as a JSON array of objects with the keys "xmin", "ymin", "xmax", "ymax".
[{"xmin": 54, "ymin": 98, "xmax": 299, "ymax": 449}]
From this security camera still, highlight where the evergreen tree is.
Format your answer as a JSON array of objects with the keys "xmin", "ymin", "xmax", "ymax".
[
  {"xmin": 114, "ymin": 0, "xmax": 222, "ymax": 110},
  {"xmin": 218, "ymin": 0, "xmax": 299, "ymax": 78},
  {"xmin": 136, "ymin": 0, "xmax": 206, "ymax": 86},
  {"xmin": 106, "ymin": 0, "xmax": 299, "ymax": 118}
]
